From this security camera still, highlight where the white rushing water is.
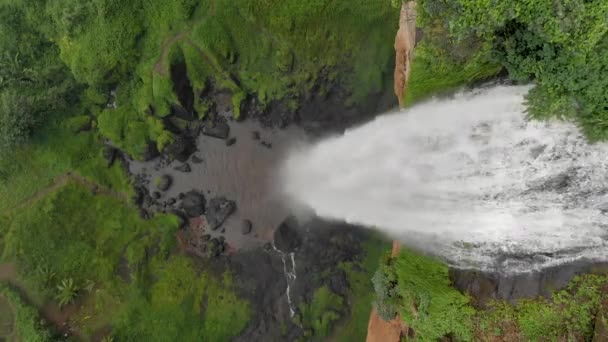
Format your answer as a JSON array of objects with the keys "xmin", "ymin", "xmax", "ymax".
[{"xmin": 281, "ymin": 85, "xmax": 608, "ymax": 273}]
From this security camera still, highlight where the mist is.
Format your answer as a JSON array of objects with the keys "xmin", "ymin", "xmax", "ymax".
[{"xmin": 280, "ymin": 85, "xmax": 608, "ymax": 273}]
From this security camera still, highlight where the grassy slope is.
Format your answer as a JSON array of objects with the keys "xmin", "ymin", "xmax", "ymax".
[
  {"xmin": 49, "ymin": 0, "xmax": 399, "ymax": 158},
  {"xmin": 384, "ymin": 249, "xmax": 608, "ymax": 341},
  {"xmin": 0, "ymin": 182, "xmax": 249, "ymax": 340},
  {"xmin": 332, "ymin": 236, "xmax": 390, "ymax": 342},
  {"xmin": 0, "ymin": 284, "xmax": 53, "ymax": 342}
]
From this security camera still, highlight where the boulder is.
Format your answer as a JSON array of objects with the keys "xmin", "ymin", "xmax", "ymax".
[
  {"xmin": 143, "ymin": 142, "xmax": 160, "ymax": 161},
  {"xmin": 241, "ymin": 219, "xmax": 253, "ymax": 235},
  {"xmin": 202, "ymin": 120, "xmax": 229, "ymax": 139},
  {"xmin": 273, "ymin": 216, "xmax": 302, "ymax": 253},
  {"xmin": 206, "ymin": 197, "xmax": 236, "ymax": 230},
  {"xmin": 191, "ymin": 155, "xmax": 204, "ymax": 164},
  {"xmin": 225, "ymin": 137, "xmax": 237, "ymax": 146},
  {"xmin": 181, "ymin": 191, "xmax": 206, "ymax": 218},
  {"xmin": 164, "ymin": 135, "xmax": 194, "ymax": 162},
  {"xmin": 155, "ymin": 175, "xmax": 172, "ymax": 192},
  {"xmin": 174, "ymin": 163, "xmax": 191, "ymax": 173}
]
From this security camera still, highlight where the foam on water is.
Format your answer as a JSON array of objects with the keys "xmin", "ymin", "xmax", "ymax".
[{"xmin": 281, "ymin": 85, "xmax": 608, "ymax": 273}]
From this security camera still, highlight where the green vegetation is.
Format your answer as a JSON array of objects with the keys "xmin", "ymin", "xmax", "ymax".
[
  {"xmin": 375, "ymin": 248, "xmax": 608, "ymax": 341},
  {"xmin": 0, "ymin": 284, "xmax": 54, "ymax": 342},
  {"xmin": 478, "ymin": 275, "xmax": 607, "ymax": 341},
  {"xmin": 375, "ymin": 249, "xmax": 475, "ymax": 341},
  {"xmin": 0, "ymin": 182, "xmax": 250, "ymax": 340},
  {"xmin": 293, "ymin": 234, "xmax": 390, "ymax": 341},
  {"xmin": 1, "ymin": 0, "xmax": 400, "ymax": 159},
  {"xmin": 332, "ymin": 236, "xmax": 390, "ymax": 342},
  {"xmin": 417, "ymin": 0, "xmax": 608, "ymax": 140},
  {"xmin": 299, "ymin": 285, "xmax": 344, "ymax": 338}
]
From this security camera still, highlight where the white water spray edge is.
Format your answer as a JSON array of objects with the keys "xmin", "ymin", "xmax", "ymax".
[{"xmin": 281, "ymin": 85, "xmax": 608, "ymax": 273}]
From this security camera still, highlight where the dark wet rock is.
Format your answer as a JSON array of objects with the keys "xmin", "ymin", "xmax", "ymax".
[
  {"xmin": 273, "ymin": 216, "xmax": 302, "ymax": 253},
  {"xmin": 327, "ymin": 270, "xmax": 348, "ymax": 296},
  {"xmin": 155, "ymin": 175, "xmax": 172, "ymax": 192},
  {"xmin": 143, "ymin": 142, "xmax": 160, "ymax": 161},
  {"xmin": 202, "ymin": 120, "xmax": 230, "ymax": 139},
  {"xmin": 132, "ymin": 187, "xmax": 145, "ymax": 206},
  {"xmin": 139, "ymin": 209, "xmax": 150, "ymax": 220},
  {"xmin": 530, "ymin": 144, "xmax": 547, "ymax": 159},
  {"xmin": 181, "ymin": 191, "xmax": 206, "ymax": 218},
  {"xmin": 152, "ymin": 191, "xmax": 161, "ymax": 200},
  {"xmin": 251, "ymin": 131, "xmax": 260, "ymax": 140},
  {"xmin": 261, "ymin": 141, "xmax": 272, "ymax": 149},
  {"xmin": 142, "ymin": 193, "xmax": 153, "ymax": 208},
  {"xmin": 178, "ymin": 193, "xmax": 185, "ymax": 200},
  {"xmin": 241, "ymin": 220, "xmax": 253, "ymax": 235},
  {"xmin": 226, "ymin": 137, "xmax": 237, "ymax": 146},
  {"xmin": 164, "ymin": 135, "xmax": 195, "ymax": 162},
  {"xmin": 191, "ymin": 155, "xmax": 204, "ymax": 164},
  {"xmin": 205, "ymin": 238, "xmax": 224, "ymax": 257},
  {"xmin": 171, "ymin": 104, "xmax": 194, "ymax": 121},
  {"xmin": 167, "ymin": 198, "xmax": 176, "ymax": 206},
  {"xmin": 206, "ymin": 197, "xmax": 236, "ymax": 230},
  {"xmin": 449, "ymin": 261, "xmax": 608, "ymax": 307},
  {"xmin": 529, "ymin": 168, "xmax": 577, "ymax": 193},
  {"xmin": 221, "ymin": 228, "xmax": 226, "ymax": 234},
  {"xmin": 174, "ymin": 163, "xmax": 191, "ymax": 173},
  {"xmin": 103, "ymin": 146, "xmax": 118, "ymax": 167}
]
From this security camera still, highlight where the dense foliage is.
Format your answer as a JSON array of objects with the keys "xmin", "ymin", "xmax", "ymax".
[
  {"xmin": 418, "ymin": 0, "xmax": 608, "ymax": 140},
  {"xmin": 1, "ymin": 183, "xmax": 250, "ymax": 340},
  {"xmin": 0, "ymin": 3, "xmax": 78, "ymax": 155},
  {"xmin": 376, "ymin": 248, "xmax": 608, "ymax": 341},
  {"xmin": 0, "ymin": 0, "xmax": 399, "ymax": 158},
  {"xmin": 0, "ymin": 284, "xmax": 54, "ymax": 342}
]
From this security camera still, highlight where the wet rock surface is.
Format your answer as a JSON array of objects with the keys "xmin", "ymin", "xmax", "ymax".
[
  {"xmin": 202, "ymin": 119, "xmax": 230, "ymax": 139},
  {"xmin": 273, "ymin": 216, "xmax": 302, "ymax": 253},
  {"xmin": 449, "ymin": 261, "xmax": 608, "ymax": 307},
  {"xmin": 241, "ymin": 219, "xmax": 252, "ymax": 235},
  {"xmin": 181, "ymin": 191, "xmax": 206, "ymax": 218},
  {"xmin": 206, "ymin": 197, "xmax": 236, "ymax": 230}
]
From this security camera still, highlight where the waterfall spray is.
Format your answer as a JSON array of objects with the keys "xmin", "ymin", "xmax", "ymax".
[{"xmin": 281, "ymin": 85, "xmax": 608, "ymax": 273}]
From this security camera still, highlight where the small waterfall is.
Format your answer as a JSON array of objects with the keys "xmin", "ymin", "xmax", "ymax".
[
  {"xmin": 272, "ymin": 244, "xmax": 297, "ymax": 316},
  {"xmin": 281, "ymin": 85, "xmax": 608, "ymax": 273}
]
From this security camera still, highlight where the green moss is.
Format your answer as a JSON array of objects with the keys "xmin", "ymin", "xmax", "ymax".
[
  {"xmin": 381, "ymin": 249, "xmax": 475, "ymax": 341},
  {"xmin": 479, "ymin": 275, "xmax": 607, "ymax": 341},
  {"xmin": 2, "ymin": 183, "xmax": 179, "ymax": 295},
  {"xmin": 299, "ymin": 285, "xmax": 344, "ymax": 338},
  {"xmin": 333, "ymin": 235, "xmax": 390, "ymax": 342},
  {"xmin": 113, "ymin": 257, "xmax": 250, "ymax": 341},
  {"xmin": 406, "ymin": 42, "xmax": 502, "ymax": 105},
  {"xmin": 0, "ymin": 284, "xmax": 53, "ymax": 342}
]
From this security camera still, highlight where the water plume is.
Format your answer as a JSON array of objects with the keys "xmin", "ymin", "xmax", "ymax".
[{"xmin": 281, "ymin": 85, "xmax": 608, "ymax": 273}]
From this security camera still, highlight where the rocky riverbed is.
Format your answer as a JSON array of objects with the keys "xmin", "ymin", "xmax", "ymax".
[{"xmin": 108, "ymin": 71, "xmax": 608, "ymax": 339}]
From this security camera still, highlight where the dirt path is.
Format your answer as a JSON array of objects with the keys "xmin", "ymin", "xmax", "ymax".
[
  {"xmin": 366, "ymin": 2, "xmax": 417, "ymax": 341},
  {"xmin": 3, "ymin": 173, "xmax": 127, "ymax": 215},
  {"xmin": 154, "ymin": 31, "xmax": 190, "ymax": 76}
]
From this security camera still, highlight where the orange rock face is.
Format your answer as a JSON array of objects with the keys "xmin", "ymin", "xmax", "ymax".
[{"xmin": 393, "ymin": 1, "xmax": 417, "ymax": 107}]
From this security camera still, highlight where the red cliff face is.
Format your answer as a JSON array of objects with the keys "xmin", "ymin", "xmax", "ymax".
[
  {"xmin": 393, "ymin": 1, "xmax": 417, "ymax": 108},
  {"xmin": 367, "ymin": 3, "xmax": 418, "ymax": 340}
]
